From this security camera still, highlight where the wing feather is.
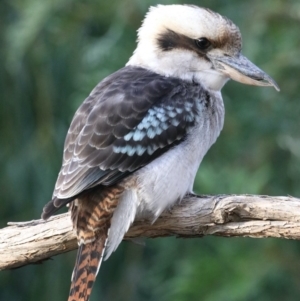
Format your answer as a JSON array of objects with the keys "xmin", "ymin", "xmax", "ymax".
[{"xmin": 52, "ymin": 66, "xmax": 203, "ymax": 202}]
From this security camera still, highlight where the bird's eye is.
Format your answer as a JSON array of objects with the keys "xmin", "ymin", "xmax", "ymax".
[{"xmin": 195, "ymin": 38, "xmax": 211, "ymax": 50}]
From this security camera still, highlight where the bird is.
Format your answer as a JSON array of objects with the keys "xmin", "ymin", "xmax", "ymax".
[{"xmin": 41, "ymin": 4, "xmax": 279, "ymax": 301}]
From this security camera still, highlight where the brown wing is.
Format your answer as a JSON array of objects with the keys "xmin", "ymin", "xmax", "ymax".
[{"xmin": 42, "ymin": 66, "xmax": 202, "ymax": 219}]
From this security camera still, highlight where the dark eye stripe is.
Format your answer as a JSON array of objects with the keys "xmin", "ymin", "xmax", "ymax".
[{"xmin": 157, "ymin": 29, "xmax": 212, "ymax": 59}]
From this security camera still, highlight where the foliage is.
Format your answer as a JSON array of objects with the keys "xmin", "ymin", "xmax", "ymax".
[{"xmin": 0, "ymin": 0, "xmax": 300, "ymax": 300}]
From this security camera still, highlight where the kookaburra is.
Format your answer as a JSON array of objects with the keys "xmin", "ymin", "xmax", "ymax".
[{"xmin": 42, "ymin": 4, "xmax": 279, "ymax": 301}]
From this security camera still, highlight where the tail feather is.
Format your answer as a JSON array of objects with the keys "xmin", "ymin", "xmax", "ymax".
[
  {"xmin": 68, "ymin": 231, "xmax": 108, "ymax": 301},
  {"xmin": 68, "ymin": 185, "xmax": 123, "ymax": 301}
]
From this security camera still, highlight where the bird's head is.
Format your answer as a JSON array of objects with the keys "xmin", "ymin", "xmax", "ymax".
[{"xmin": 127, "ymin": 5, "xmax": 279, "ymax": 92}]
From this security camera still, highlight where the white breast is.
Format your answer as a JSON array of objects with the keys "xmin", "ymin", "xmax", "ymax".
[
  {"xmin": 106, "ymin": 90, "xmax": 224, "ymax": 258},
  {"xmin": 135, "ymin": 90, "xmax": 225, "ymax": 219}
]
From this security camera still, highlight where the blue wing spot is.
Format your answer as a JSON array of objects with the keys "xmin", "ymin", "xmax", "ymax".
[
  {"xmin": 147, "ymin": 127, "xmax": 157, "ymax": 139},
  {"xmin": 133, "ymin": 130, "xmax": 146, "ymax": 141},
  {"xmin": 147, "ymin": 145, "xmax": 156, "ymax": 155},
  {"xmin": 114, "ymin": 100, "xmax": 199, "ymax": 157},
  {"xmin": 136, "ymin": 145, "xmax": 147, "ymax": 156},
  {"xmin": 167, "ymin": 111, "xmax": 177, "ymax": 118},
  {"xmin": 127, "ymin": 146, "xmax": 136, "ymax": 156},
  {"xmin": 124, "ymin": 132, "xmax": 134, "ymax": 141},
  {"xmin": 161, "ymin": 122, "xmax": 168, "ymax": 130},
  {"xmin": 171, "ymin": 119, "xmax": 180, "ymax": 126},
  {"xmin": 113, "ymin": 144, "xmax": 147, "ymax": 156}
]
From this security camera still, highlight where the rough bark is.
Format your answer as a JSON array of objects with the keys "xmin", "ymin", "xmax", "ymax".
[{"xmin": 1, "ymin": 194, "xmax": 300, "ymax": 271}]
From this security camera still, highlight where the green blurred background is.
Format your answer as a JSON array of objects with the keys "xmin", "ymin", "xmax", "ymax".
[{"xmin": 1, "ymin": 0, "xmax": 300, "ymax": 300}]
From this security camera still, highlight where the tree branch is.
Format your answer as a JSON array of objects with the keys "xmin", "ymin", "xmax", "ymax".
[{"xmin": 1, "ymin": 194, "xmax": 300, "ymax": 271}]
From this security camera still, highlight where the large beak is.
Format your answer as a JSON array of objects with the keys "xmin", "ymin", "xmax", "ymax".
[{"xmin": 211, "ymin": 54, "xmax": 280, "ymax": 91}]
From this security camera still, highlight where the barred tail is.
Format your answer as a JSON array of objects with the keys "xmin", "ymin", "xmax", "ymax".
[
  {"xmin": 68, "ymin": 231, "xmax": 108, "ymax": 301},
  {"xmin": 67, "ymin": 185, "xmax": 123, "ymax": 301}
]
